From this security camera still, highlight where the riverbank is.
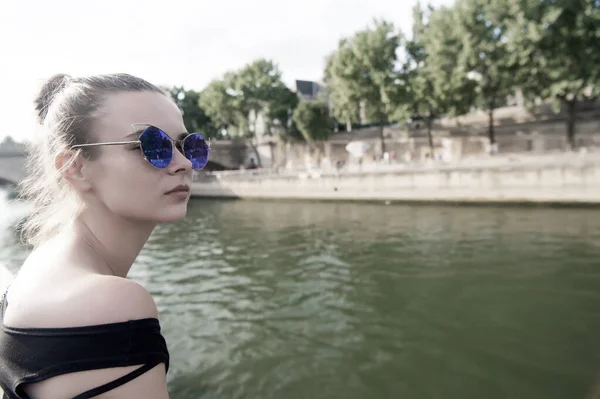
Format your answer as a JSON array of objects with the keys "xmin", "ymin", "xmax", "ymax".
[{"xmin": 191, "ymin": 152, "xmax": 600, "ymax": 204}]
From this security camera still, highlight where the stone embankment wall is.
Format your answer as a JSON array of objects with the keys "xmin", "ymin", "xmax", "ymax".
[{"xmin": 191, "ymin": 154, "xmax": 600, "ymax": 204}]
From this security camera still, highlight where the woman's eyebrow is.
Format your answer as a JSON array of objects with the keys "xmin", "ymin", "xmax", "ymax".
[
  {"xmin": 124, "ymin": 130, "xmax": 144, "ymax": 139},
  {"xmin": 123, "ymin": 129, "xmax": 189, "ymax": 140}
]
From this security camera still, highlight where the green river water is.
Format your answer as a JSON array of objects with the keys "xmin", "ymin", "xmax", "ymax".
[{"xmin": 1, "ymin": 189, "xmax": 599, "ymax": 399}]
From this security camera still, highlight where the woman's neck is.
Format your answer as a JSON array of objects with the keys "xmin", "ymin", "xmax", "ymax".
[{"xmin": 70, "ymin": 210, "xmax": 155, "ymax": 278}]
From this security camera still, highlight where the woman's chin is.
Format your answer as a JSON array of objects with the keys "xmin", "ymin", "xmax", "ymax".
[{"xmin": 151, "ymin": 203, "xmax": 189, "ymax": 224}]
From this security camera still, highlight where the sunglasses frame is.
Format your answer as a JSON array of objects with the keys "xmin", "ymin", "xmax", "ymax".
[{"xmin": 70, "ymin": 123, "xmax": 211, "ymax": 170}]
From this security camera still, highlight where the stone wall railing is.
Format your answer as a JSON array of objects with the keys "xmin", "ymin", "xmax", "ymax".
[{"xmin": 191, "ymin": 153, "xmax": 600, "ymax": 204}]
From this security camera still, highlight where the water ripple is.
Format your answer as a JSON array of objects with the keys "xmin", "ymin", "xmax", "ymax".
[{"xmin": 2, "ymin": 194, "xmax": 600, "ymax": 399}]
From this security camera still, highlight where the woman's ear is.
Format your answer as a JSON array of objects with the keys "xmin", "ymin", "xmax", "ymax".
[{"xmin": 55, "ymin": 150, "xmax": 93, "ymax": 192}]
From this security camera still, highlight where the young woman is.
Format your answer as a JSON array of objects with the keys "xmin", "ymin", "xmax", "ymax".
[{"xmin": 0, "ymin": 73, "xmax": 210, "ymax": 398}]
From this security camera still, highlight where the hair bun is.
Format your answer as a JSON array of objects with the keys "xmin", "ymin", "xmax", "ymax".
[{"xmin": 34, "ymin": 74, "xmax": 72, "ymax": 124}]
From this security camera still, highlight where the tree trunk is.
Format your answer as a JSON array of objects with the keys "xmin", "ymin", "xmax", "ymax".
[
  {"xmin": 379, "ymin": 110, "xmax": 387, "ymax": 158},
  {"xmin": 249, "ymin": 139, "xmax": 262, "ymax": 168},
  {"xmin": 566, "ymin": 100, "xmax": 577, "ymax": 151},
  {"xmin": 427, "ymin": 116, "xmax": 434, "ymax": 157},
  {"xmin": 488, "ymin": 105, "xmax": 496, "ymax": 154},
  {"xmin": 379, "ymin": 122, "xmax": 386, "ymax": 158}
]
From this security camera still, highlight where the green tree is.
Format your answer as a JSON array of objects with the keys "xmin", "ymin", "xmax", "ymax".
[
  {"xmin": 234, "ymin": 59, "xmax": 295, "ymax": 138},
  {"xmin": 266, "ymin": 84, "xmax": 299, "ymax": 139},
  {"xmin": 292, "ymin": 99, "xmax": 333, "ymax": 145},
  {"xmin": 164, "ymin": 86, "xmax": 219, "ymax": 138},
  {"xmin": 405, "ymin": 3, "xmax": 477, "ymax": 155},
  {"xmin": 508, "ymin": 0, "xmax": 600, "ymax": 149},
  {"xmin": 198, "ymin": 75, "xmax": 244, "ymax": 136},
  {"xmin": 453, "ymin": 0, "xmax": 519, "ymax": 150},
  {"xmin": 324, "ymin": 19, "xmax": 404, "ymax": 156},
  {"xmin": 324, "ymin": 51, "xmax": 361, "ymax": 132},
  {"xmin": 199, "ymin": 59, "xmax": 299, "ymax": 166}
]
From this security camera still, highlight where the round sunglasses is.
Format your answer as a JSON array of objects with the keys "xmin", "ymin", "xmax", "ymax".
[{"xmin": 71, "ymin": 124, "xmax": 211, "ymax": 170}]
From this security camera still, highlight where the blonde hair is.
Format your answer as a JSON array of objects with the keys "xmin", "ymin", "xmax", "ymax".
[{"xmin": 18, "ymin": 73, "xmax": 165, "ymax": 247}]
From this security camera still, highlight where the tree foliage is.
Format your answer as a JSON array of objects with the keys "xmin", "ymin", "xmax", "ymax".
[
  {"xmin": 405, "ymin": 3, "xmax": 477, "ymax": 153},
  {"xmin": 323, "ymin": 49, "xmax": 361, "ymax": 131},
  {"xmin": 198, "ymin": 76, "xmax": 244, "ymax": 136},
  {"xmin": 199, "ymin": 59, "xmax": 297, "ymax": 141},
  {"xmin": 164, "ymin": 86, "xmax": 220, "ymax": 139},
  {"xmin": 162, "ymin": 0, "xmax": 598, "ymax": 157},
  {"xmin": 324, "ymin": 19, "xmax": 404, "ymax": 155},
  {"xmin": 452, "ymin": 0, "xmax": 519, "ymax": 146},
  {"xmin": 508, "ymin": 0, "xmax": 600, "ymax": 148},
  {"xmin": 292, "ymin": 99, "xmax": 333, "ymax": 144}
]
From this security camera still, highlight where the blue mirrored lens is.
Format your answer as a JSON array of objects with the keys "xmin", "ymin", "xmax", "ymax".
[
  {"xmin": 139, "ymin": 127, "xmax": 172, "ymax": 168},
  {"xmin": 183, "ymin": 133, "xmax": 209, "ymax": 170}
]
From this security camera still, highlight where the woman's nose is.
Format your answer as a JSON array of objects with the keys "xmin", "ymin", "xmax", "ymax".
[{"xmin": 169, "ymin": 143, "xmax": 192, "ymax": 173}]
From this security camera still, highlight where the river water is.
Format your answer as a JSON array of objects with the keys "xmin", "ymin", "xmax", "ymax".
[{"xmin": 1, "ymin": 188, "xmax": 599, "ymax": 399}]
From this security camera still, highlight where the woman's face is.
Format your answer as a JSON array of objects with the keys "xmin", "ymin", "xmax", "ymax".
[{"xmin": 82, "ymin": 91, "xmax": 193, "ymax": 224}]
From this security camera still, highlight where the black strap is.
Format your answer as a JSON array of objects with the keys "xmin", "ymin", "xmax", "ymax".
[{"xmin": 71, "ymin": 362, "xmax": 158, "ymax": 399}]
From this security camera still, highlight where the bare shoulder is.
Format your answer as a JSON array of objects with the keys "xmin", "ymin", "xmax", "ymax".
[
  {"xmin": 69, "ymin": 275, "xmax": 160, "ymax": 326},
  {"xmin": 4, "ymin": 274, "xmax": 159, "ymax": 329},
  {"xmin": 84, "ymin": 276, "xmax": 159, "ymax": 321}
]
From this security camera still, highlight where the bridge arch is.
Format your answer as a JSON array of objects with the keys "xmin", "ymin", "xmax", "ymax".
[{"xmin": 203, "ymin": 160, "xmax": 229, "ymax": 172}]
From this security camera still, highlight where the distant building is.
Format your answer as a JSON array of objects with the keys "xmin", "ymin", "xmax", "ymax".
[{"xmin": 295, "ymin": 80, "xmax": 324, "ymax": 101}]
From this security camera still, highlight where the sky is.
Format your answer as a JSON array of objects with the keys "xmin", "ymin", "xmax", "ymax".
[{"xmin": 0, "ymin": 0, "xmax": 454, "ymax": 142}]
